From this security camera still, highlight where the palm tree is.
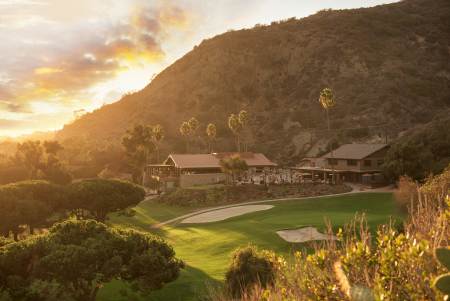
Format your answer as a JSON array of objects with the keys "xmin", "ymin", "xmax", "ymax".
[
  {"xmin": 152, "ymin": 124, "xmax": 164, "ymax": 162},
  {"xmin": 206, "ymin": 123, "xmax": 217, "ymax": 153},
  {"xmin": 228, "ymin": 113, "xmax": 242, "ymax": 152},
  {"xmin": 180, "ymin": 121, "xmax": 191, "ymax": 153},
  {"xmin": 188, "ymin": 117, "xmax": 199, "ymax": 134},
  {"xmin": 188, "ymin": 117, "xmax": 200, "ymax": 151},
  {"xmin": 319, "ymin": 87, "xmax": 336, "ymax": 184},
  {"xmin": 238, "ymin": 110, "xmax": 249, "ymax": 152}
]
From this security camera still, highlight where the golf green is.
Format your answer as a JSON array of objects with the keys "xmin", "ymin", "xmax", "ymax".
[{"xmin": 98, "ymin": 192, "xmax": 398, "ymax": 301}]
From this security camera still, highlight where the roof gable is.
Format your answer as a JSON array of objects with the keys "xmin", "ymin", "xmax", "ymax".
[
  {"xmin": 322, "ymin": 144, "xmax": 388, "ymax": 160},
  {"xmin": 163, "ymin": 152, "xmax": 277, "ymax": 169}
]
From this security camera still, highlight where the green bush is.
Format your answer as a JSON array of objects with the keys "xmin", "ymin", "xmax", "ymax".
[{"xmin": 225, "ymin": 245, "xmax": 276, "ymax": 298}]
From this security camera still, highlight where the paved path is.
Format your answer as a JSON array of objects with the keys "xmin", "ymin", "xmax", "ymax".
[{"xmin": 150, "ymin": 184, "xmax": 394, "ymax": 229}]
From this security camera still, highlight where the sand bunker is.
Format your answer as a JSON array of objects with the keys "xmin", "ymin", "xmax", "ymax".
[
  {"xmin": 277, "ymin": 227, "xmax": 337, "ymax": 243},
  {"xmin": 181, "ymin": 205, "xmax": 274, "ymax": 224}
]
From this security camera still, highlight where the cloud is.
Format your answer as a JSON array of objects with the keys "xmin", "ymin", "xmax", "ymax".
[
  {"xmin": 0, "ymin": 1, "xmax": 191, "ymax": 125},
  {"xmin": 0, "ymin": 101, "xmax": 30, "ymax": 113}
]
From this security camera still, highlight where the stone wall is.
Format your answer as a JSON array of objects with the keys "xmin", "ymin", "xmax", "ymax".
[{"xmin": 179, "ymin": 173, "xmax": 226, "ymax": 188}]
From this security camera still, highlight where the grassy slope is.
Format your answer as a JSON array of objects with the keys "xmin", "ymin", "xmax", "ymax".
[
  {"xmin": 98, "ymin": 193, "xmax": 398, "ymax": 301},
  {"xmin": 108, "ymin": 198, "xmax": 194, "ymax": 230}
]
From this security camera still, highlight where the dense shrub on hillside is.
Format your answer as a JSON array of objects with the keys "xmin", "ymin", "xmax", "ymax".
[
  {"xmin": 0, "ymin": 165, "xmax": 28, "ymax": 185},
  {"xmin": 225, "ymin": 246, "xmax": 277, "ymax": 298},
  {"xmin": 0, "ymin": 220, "xmax": 184, "ymax": 301},
  {"xmin": 383, "ymin": 113, "xmax": 450, "ymax": 181},
  {"xmin": 213, "ymin": 167, "xmax": 449, "ymax": 300},
  {"xmin": 68, "ymin": 179, "xmax": 145, "ymax": 221},
  {"xmin": 156, "ymin": 184, "xmax": 351, "ymax": 207}
]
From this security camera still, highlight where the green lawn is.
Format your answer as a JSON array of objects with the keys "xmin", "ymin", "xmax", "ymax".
[
  {"xmin": 108, "ymin": 198, "xmax": 194, "ymax": 230},
  {"xmin": 98, "ymin": 192, "xmax": 399, "ymax": 301}
]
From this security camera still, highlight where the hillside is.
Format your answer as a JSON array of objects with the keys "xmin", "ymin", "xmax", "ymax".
[{"xmin": 57, "ymin": 0, "xmax": 450, "ymax": 164}]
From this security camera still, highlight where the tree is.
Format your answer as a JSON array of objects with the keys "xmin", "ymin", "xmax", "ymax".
[
  {"xmin": 206, "ymin": 123, "xmax": 217, "ymax": 153},
  {"xmin": 179, "ymin": 121, "xmax": 192, "ymax": 153},
  {"xmin": 0, "ymin": 220, "xmax": 184, "ymax": 301},
  {"xmin": 228, "ymin": 114, "xmax": 243, "ymax": 152},
  {"xmin": 0, "ymin": 181, "xmax": 66, "ymax": 239},
  {"xmin": 238, "ymin": 110, "xmax": 250, "ymax": 152},
  {"xmin": 383, "ymin": 142, "xmax": 434, "ymax": 181},
  {"xmin": 41, "ymin": 141, "xmax": 72, "ymax": 185},
  {"xmin": 152, "ymin": 124, "xmax": 164, "ymax": 163},
  {"xmin": 68, "ymin": 179, "xmax": 145, "ymax": 221},
  {"xmin": 14, "ymin": 141, "xmax": 44, "ymax": 179},
  {"xmin": 40, "ymin": 155, "xmax": 72, "ymax": 185},
  {"xmin": 122, "ymin": 125, "xmax": 155, "ymax": 185},
  {"xmin": 220, "ymin": 155, "xmax": 248, "ymax": 185},
  {"xmin": 14, "ymin": 140, "xmax": 72, "ymax": 185},
  {"xmin": 43, "ymin": 141, "xmax": 63, "ymax": 156},
  {"xmin": 319, "ymin": 87, "xmax": 336, "ymax": 184}
]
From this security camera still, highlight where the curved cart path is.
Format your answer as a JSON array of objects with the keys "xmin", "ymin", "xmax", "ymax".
[{"xmin": 150, "ymin": 184, "xmax": 394, "ymax": 229}]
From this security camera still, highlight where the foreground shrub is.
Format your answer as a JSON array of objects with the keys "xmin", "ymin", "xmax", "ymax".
[
  {"xmin": 393, "ymin": 176, "xmax": 418, "ymax": 212},
  {"xmin": 0, "ymin": 220, "xmax": 184, "ymax": 301},
  {"xmin": 225, "ymin": 245, "xmax": 277, "ymax": 298}
]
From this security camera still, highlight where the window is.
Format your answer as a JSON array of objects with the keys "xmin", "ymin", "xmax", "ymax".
[
  {"xmin": 347, "ymin": 159, "xmax": 357, "ymax": 166},
  {"xmin": 364, "ymin": 160, "xmax": 372, "ymax": 167},
  {"xmin": 377, "ymin": 159, "xmax": 384, "ymax": 166},
  {"xmin": 328, "ymin": 158, "xmax": 338, "ymax": 166}
]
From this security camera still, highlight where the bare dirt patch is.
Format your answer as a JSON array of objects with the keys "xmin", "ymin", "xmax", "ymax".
[
  {"xmin": 276, "ymin": 226, "xmax": 337, "ymax": 243},
  {"xmin": 181, "ymin": 205, "xmax": 274, "ymax": 224}
]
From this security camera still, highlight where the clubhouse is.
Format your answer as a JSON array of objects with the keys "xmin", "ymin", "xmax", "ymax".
[
  {"xmin": 146, "ymin": 152, "xmax": 277, "ymax": 190},
  {"xmin": 294, "ymin": 143, "xmax": 389, "ymax": 185}
]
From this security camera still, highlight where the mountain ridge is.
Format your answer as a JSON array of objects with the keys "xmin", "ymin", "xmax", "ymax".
[{"xmin": 57, "ymin": 0, "xmax": 450, "ymax": 163}]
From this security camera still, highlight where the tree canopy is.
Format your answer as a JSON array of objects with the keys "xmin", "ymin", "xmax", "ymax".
[
  {"xmin": 0, "ymin": 181, "xmax": 67, "ymax": 239},
  {"xmin": 0, "ymin": 220, "xmax": 184, "ymax": 301},
  {"xmin": 68, "ymin": 179, "xmax": 145, "ymax": 221}
]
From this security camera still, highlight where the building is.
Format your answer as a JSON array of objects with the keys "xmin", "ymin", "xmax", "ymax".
[
  {"xmin": 146, "ymin": 152, "xmax": 277, "ymax": 190},
  {"xmin": 295, "ymin": 143, "xmax": 389, "ymax": 185}
]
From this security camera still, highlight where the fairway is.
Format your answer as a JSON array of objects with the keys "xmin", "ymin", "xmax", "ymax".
[{"xmin": 99, "ymin": 192, "xmax": 398, "ymax": 301}]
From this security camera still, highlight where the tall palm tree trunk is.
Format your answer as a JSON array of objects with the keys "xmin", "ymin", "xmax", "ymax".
[{"xmin": 327, "ymin": 109, "xmax": 335, "ymax": 185}]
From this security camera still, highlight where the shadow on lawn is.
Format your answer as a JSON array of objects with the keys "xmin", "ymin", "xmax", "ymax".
[
  {"xmin": 147, "ymin": 265, "xmax": 222, "ymax": 301},
  {"xmin": 98, "ymin": 265, "xmax": 220, "ymax": 301}
]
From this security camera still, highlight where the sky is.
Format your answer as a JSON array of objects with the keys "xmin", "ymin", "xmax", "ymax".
[{"xmin": 0, "ymin": 0, "xmax": 398, "ymax": 137}]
